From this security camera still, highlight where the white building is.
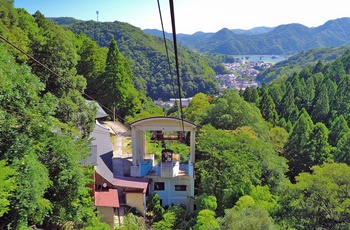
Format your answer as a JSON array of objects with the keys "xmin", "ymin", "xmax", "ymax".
[
  {"xmin": 129, "ymin": 117, "xmax": 199, "ymax": 210},
  {"xmin": 169, "ymin": 97, "xmax": 192, "ymax": 107}
]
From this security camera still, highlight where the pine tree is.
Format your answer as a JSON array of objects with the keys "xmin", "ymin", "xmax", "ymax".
[
  {"xmin": 303, "ymin": 77, "xmax": 315, "ymax": 113},
  {"xmin": 268, "ymin": 82, "xmax": 284, "ymax": 115},
  {"xmin": 312, "ymin": 73, "xmax": 325, "ymax": 94},
  {"xmin": 311, "ymin": 84, "xmax": 330, "ymax": 123},
  {"xmin": 103, "ymin": 38, "xmax": 140, "ymax": 119},
  {"xmin": 335, "ymin": 131, "xmax": 350, "ymax": 165},
  {"xmin": 332, "ymin": 75, "xmax": 350, "ymax": 124},
  {"xmin": 312, "ymin": 60, "xmax": 325, "ymax": 74},
  {"xmin": 289, "ymin": 106, "xmax": 300, "ymax": 124},
  {"xmin": 290, "ymin": 73, "xmax": 304, "ymax": 109},
  {"xmin": 329, "ymin": 115, "xmax": 349, "ymax": 147},
  {"xmin": 304, "ymin": 122, "xmax": 332, "ymax": 166},
  {"xmin": 243, "ymin": 87, "xmax": 260, "ymax": 106},
  {"xmin": 280, "ymin": 84, "xmax": 297, "ymax": 123},
  {"xmin": 299, "ymin": 66, "xmax": 312, "ymax": 80},
  {"xmin": 284, "ymin": 109, "xmax": 314, "ymax": 181},
  {"xmin": 259, "ymin": 92, "xmax": 279, "ymax": 126},
  {"xmin": 324, "ymin": 78, "xmax": 337, "ymax": 108}
]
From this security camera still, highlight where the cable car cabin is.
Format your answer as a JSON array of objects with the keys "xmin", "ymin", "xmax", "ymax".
[{"xmin": 151, "ymin": 130, "xmax": 185, "ymax": 142}]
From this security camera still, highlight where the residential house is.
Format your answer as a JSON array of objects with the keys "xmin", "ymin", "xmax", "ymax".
[{"xmin": 85, "ymin": 101, "xmax": 150, "ymax": 227}]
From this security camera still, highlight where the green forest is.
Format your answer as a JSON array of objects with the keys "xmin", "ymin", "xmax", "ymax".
[
  {"xmin": 49, "ymin": 17, "xmax": 221, "ymax": 101},
  {"xmin": 2, "ymin": 0, "xmax": 350, "ymax": 229}
]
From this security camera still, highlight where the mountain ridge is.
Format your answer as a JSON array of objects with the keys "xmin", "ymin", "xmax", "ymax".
[{"xmin": 143, "ymin": 17, "xmax": 350, "ymax": 55}]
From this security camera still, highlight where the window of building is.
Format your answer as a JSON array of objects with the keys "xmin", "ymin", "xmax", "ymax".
[
  {"xmin": 174, "ymin": 185, "xmax": 187, "ymax": 191},
  {"xmin": 154, "ymin": 182, "xmax": 165, "ymax": 190}
]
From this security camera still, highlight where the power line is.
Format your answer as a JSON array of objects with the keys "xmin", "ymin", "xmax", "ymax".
[
  {"xmin": 0, "ymin": 33, "xmax": 150, "ymax": 140},
  {"xmin": 0, "ymin": 33, "xmax": 124, "ymax": 122}
]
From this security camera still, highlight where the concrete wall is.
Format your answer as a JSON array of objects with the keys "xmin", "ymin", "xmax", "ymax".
[
  {"xmin": 150, "ymin": 176, "xmax": 194, "ymax": 211},
  {"xmin": 126, "ymin": 193, "xmax": 145, "ymax": 215},
  {"xmin": 97, "ymin": 206, "xmax": 114, "ymax": 228}
]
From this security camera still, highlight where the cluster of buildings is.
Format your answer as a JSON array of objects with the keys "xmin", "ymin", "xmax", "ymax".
[
  {"xmin": 153, "ymin": 57, "xmax": 275, "ymax": 106},
  {"xmin": 85, "ymin": 101, "xmax": 199, "ymax": 228},
  {"xmin": 216, "ymin": 57, "xmax": 273, "ymax": 90}
]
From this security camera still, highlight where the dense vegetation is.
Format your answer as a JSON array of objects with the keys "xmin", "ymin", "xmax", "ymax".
[
  {"xmin": 168, "ymin": 49, "xmax": 350, "ymax": 229},
  {"xmin": 50, "ymin": 17, "xmax": 221, "ymax": 101},
  {"xmin": 243, "ymin": 50, "xmax": 350, "ymax": 180},
  {"xmin": 0, "ymin": 29, "xmax": 104, "ymax": 230},
  {"xmin": 2, "ymin": 0, "xmax": 350, "ymax": 229},
  {"xmin": 256, "ymin": 46, "xmax": 350, "ymax": 82},
  {"xmin": 0, "ymin": 1, "xmax": 161, "ymax": 228}
]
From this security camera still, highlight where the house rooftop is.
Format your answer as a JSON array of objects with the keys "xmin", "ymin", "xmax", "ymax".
[
  {"xmin": 94, "ymin": 189, "xmax": 119, "ymax": 207},
  {"xmin": 86, "ymin": 100, "xmax": 108, "ymax": 119},
  {"xmin": 113, "ymin": 176, "xmax": 149, "ymax": 193}
]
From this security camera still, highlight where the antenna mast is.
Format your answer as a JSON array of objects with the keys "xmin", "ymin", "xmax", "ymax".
[{"xmin": 96, "ymin": 10, "xmax": 99, "ymax": 22}]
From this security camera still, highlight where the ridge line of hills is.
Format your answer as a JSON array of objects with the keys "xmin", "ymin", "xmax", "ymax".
[
  {"xmin": 143, "ymin": 17, "xmax": 350, "ymax": 55},
  {"xmin": 50, "ymin": 17, "xmax": 350, "ymax": 56},
  {"xmin": 49, "ymin": 16, "xmax": 350, "ymax": 86}
]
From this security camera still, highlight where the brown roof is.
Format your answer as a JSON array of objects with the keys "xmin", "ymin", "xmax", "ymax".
[
  {"xmin": 94, "ymin": 189, "xmax": 119, "ymax": 207},
  {"xmin": 113, "ymin": 176, "xmax": 149, "ymax": 193}
]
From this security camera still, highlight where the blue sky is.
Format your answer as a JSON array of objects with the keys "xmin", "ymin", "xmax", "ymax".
[{"xmin": 14, "ymin": 0, "xmax": 350, "ymax": 34}]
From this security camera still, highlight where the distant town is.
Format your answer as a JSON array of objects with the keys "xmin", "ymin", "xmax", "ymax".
[
  {"xmin": 216, "ymin": 56, "xmax": 274, "ymax": 91},
  {"xmin": 154, "ymin": 56, "xmax": 279, "ymax": 108}
]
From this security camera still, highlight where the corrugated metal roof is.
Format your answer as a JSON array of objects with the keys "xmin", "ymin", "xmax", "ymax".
[
  {"xmin": 113, "ymin": 176, "xmax": 149, "ymax": 193},
  {"xmin": 86, "ymin": 100, "xmax": 108, "ymax": 119},
  {"xmin": 94, "ymin": 189, "xmax": 119, "ymax": 207}
]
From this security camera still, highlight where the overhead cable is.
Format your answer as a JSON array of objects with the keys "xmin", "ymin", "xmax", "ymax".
[
  {"xmin": 157, "ymin": 0, "xmax": 177, "ymax": 97},
  {"xmin": 169, "ymin": 0, "xmax": 185, "ymax": 131},
  {"xmin": 0, "ymin": 33, "xmax": 123, "ymax": 120}
]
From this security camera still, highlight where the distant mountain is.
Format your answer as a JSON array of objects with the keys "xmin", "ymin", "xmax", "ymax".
[
  {"xmin": 144, "ymin": 18, "xmax": 350, "ymax": 55},
  {"xmin": 196, "ymin": 18, "xmax": 350, "ymax": 55},
  {"xmin": 231, "ymin": 26, "xmax": 274, "ymax": 35},
  {"xmin": 210, "ymin": 28, "xmax": 237, "ymax": 41},
  {"xmin": 143, "ymin": 29, "xmax": 212, "ymax": 49},
  {"xmin": 144, "ymin": 26, "xmax": 272, "ymax": 39},
  {"xmin": 143, "ymin": 29, "xmax": 173, "ymax": 40}
]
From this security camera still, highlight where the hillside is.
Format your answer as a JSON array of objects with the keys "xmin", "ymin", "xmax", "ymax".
[
  {"xmin": 256, "ymin": 46, "xmax": 350, "ymax": 82},
  {"xmin": 49, "ymin": 18, "xmax": 220, "ymax": 100},
  {"xmin": 49, "ymin": 17, "xmax": 350, "ymax": 95}
]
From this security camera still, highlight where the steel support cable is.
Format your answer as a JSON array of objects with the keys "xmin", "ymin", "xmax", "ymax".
[
  {"xmin": 157, "ymin": 0, "xmax": 177, "ymax": 97},
  {"xmin": 0, "ymin": 34, "xmax": 149, "ymax": 138},
  {"xmin": 169, "ymin": 0, "xmax": 185, "ymax": 132},
  {"xmin": 0, "ymin": 33, "xmax": 124, "ymax": 121}
]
